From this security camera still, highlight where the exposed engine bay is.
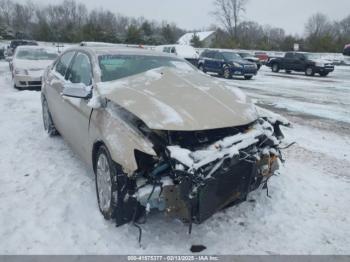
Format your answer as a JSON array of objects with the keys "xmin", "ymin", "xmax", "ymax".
[{"xmin": 111, "ymin": 104, "xmax": 290, "ymax": 228}]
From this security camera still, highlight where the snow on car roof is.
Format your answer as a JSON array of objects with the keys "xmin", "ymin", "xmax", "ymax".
[
  {"xmin": 15, "ymin": 45, "xmax": 58, "ymax": 52},
  {"xmin": 84, "ymin": 46, "xmax": 175, "ymax": 57}
]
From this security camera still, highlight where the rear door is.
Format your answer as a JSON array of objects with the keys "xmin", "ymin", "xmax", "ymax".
[
  {"xmin": 60, "ymin": 51, "xmax": 94, "ymax": 161},
  {"xmin": 295, "ymin": 53, "xmax": 307, "ymax": 71}
]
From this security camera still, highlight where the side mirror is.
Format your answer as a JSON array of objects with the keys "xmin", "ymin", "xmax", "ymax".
[{"xmin": 62, "ymin": 83, "xmax": 92, "ymax": 99}]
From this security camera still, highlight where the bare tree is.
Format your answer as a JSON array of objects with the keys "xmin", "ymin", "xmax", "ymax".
[
  {"xmin": 305, "ymin": 13, "xmax": 332, "ymax": 38},
  {"xmin": 212, "ymin": 0, "xmax": 248, "ymax": 39},
  {"xmin": 0, "ymin": 0, "xmax": 14, "ymax": 26}
]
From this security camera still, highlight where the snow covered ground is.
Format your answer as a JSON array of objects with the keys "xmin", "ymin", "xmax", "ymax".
[{"xmin": 0, "ymin": 61, "xmax": 349, "ymax": 255}]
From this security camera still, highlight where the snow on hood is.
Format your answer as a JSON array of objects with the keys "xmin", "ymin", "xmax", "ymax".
[
  {"xmin": 96, "ymin": 67, "xmax": 258, "ymax": 131},
  {"xmin": 13, "ymin": 59, "xmax": 54, "ymax": 77}
]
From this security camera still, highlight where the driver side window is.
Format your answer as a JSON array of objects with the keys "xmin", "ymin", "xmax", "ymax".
[{"xmin": 66, "ymin": 52, "xmax": 92, "ymax": 86}]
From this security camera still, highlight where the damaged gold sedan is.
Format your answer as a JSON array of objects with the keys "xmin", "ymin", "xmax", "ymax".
[{"xmin": 41, "ymin": 46, "xmax": 289, "ymax": 230}]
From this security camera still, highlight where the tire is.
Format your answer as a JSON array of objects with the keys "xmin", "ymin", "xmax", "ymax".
[
  {"xmin": 305, "ymin": 67, "xmax": 315, "ymax": 76},
  {"xmin": 223, "ymin": 67, "xmax": 231, "ymax": 79},
  {"xmin": 42, "ymin": 96, "xmax": 59, "ymax": 136},
  {"xmin": 319, "ymin": 72, "xmax": 329, "ymax": 77},
  {"xmin": 198, "ymin": 64, "xmax": 206, "ymax": 73},
  {"xmin": 272, "ymin": 63, "xmax": 279, "ymax": 73},
  {"xmin": 95, "ymin": 145, "xmax": 119, "ymax": 220},
  {"xmin": 244, "ymin": 75, "xmax": 253, "ymax": 80},
  {"xmin": 286, "ymin": 70, "xmax": 292, "ymax": 74}
]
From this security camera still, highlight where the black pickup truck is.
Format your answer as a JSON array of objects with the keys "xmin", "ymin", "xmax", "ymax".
[{"xmin": 267, "ymin": 52, "xmax": 334, "ymax": 77}]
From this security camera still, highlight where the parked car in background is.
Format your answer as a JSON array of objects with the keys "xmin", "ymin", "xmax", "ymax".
[
  {"xmin": 238, "ymin": 52, "xmax": 262, "ymax": 70},
  {"xmin": 266, "ymin": 52, "xmax": 335, "ymax": 77},
  {"xmin": 6, "ymin": 39, "xmax": 38, "ymax": 57},
  {"xmin": 344, "ymin": 44, "xmax": 350, "ymax": 56},
  {"xmin": 254, "ymin": 51, "xmax": 269, "ymax": 64},
  {"xmin": 198, "ymin": 50, "xmax": 258, "ymax": 79},
  {"xmin": 0, "ymin": 44, "xmax": 6, "ymax": 60},
  {"xmin": 41, "ymin": 46, "xmax": 287, "ymax": 227},
  {"xmin": 155, "ymin": 44, "xmax": 199, "ymax": 66},
  {"xmin": 11, "ymin": 46, "xmax": 58, "ymax": 90}
]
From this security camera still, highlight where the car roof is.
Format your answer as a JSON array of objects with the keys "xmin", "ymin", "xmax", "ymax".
[
  {"xmin": 68, "ymin": 46, "xmax": 176, "ymax": 58},
  {"xmin": 11, "ymin": 39, "xmax": 37, "ymax": 43},
  {"xmin": 16, "ymin": 45, "xmax": 57, "ymax": 52}
]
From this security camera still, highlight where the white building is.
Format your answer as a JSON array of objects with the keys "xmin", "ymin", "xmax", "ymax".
[{"xmin": 177, "ymin": 31, "xmax": 216, "ymax": 47}]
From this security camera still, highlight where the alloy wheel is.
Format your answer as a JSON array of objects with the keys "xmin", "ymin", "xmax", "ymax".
[{"xmin": 96, "ymin": 153, "xmax": 112, "ymax": 213}]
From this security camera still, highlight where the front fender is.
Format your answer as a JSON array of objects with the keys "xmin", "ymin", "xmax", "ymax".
[{"xmin": 89, "ymin": 106, "xmax": 156, "ymax": 175}]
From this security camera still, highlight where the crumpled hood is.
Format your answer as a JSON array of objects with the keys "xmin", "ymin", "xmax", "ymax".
[{"xmin": 97, "ymin": 67, "xmax": 258, "ymax": 131}]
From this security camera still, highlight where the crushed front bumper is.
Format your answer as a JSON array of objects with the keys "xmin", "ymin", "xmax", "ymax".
[
  {"xmin": 164, "ymin": 118, "xmax": 286, "ymax": 224},
  {"xmin": 164, "ymin": 147, "xmax": 279, "ymax": 224}
]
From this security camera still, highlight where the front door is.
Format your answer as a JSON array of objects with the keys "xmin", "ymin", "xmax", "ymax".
[
  {"xmin": 60, "ymin": 52, "xmax": 94, "ymax": 162},
  {"xmin": 46, "ymin": 51, "xmax": 76, "ymax": 133}
]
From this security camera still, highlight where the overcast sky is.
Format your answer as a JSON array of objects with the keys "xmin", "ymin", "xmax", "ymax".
[{"xmin": 19, "ymin": 0, "xmax": 350, "ymax": 35}]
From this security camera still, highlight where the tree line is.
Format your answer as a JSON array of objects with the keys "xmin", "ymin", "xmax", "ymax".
[
  {"xmin": 211, "ymin": 0, "xmax": 350, "ymax": 52},
  {"xmin": 0, "ymin": 0, "xmax": 349, "ymax": 53},
  {"xmin": 0, "ymin": 0, "xmax": 185, "ymax": 45}
]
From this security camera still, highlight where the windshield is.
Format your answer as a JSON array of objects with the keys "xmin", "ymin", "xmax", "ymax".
[
  {"xmin": 16, "ymin": 49, "xmax": 58, "ymax": 60},
  {"xmin": 99, "ymin": 55, "xmax": 195, "ymax": 82},
  {"xmin": 239, "ymin": 53, "xmax": 250, "ymax": 58},
  {"xmin": 304, "ymin": 53, "xmax": 321, "ymax": 60},
  {"xmin": 222, "ymin": 52, "xmax": 241, "ymax": 61}
]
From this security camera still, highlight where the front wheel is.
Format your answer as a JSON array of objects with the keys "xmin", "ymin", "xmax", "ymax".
[
  {"xmin": 198, "ymin": 64, "xmax": 206, "ymax": 73},
  {"xmin": 95, "ymin": 145, "xmax": 118, "ymax": 220},
  {"xmin": 42, "ymin": 97, "xmax": 58, "ymax": 136},
  {"xmin": 272, "ymin": 63, "xmax": 280, "ymax": 73},
  {"xmin": 319, "ymin": 72, "xmax": 329, "ymax": 77},
  {"xmin": 244, "ymin": 75, "xmax": 253, "ymax": 80}
]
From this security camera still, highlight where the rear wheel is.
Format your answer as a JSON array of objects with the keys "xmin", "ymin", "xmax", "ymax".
[
  {"xmin": 305, "ymin": 67, "xmax": 315, "ymax": 76},
  {"xmin": 95, "ymin": 145, "xmax": 118, "ymax": 220},
  {"xmin": 319, "ymin": 72, "xmax": 329, "ymax": 77},
  {"xmin": 42, "ymin": 97, "xmax": 58, "ymax": 136},
  {"xmin": 244, "ymin": 75, "xmax": 253, "ymax": 80},
  {"xmin": 272, "ymin": 63, "xmax": 279, "ymax": 73},
  {"xmin": 286, "ymin": 70, "xmax": 292, "ymax": 74}
]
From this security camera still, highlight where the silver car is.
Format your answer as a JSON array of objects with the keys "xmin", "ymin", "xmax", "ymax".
[
  {"xmin": 11, "ymin": 46, "xmax": 58, "ymax": 90},
  {"xmin": 41, "ymin": 46, "xmax": 289, "ymax": 227}
]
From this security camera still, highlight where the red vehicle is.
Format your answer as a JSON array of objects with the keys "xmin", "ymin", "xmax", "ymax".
[{"xmin": 254, "ymin": 52, "xmax": 269, "ymax": 64}]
